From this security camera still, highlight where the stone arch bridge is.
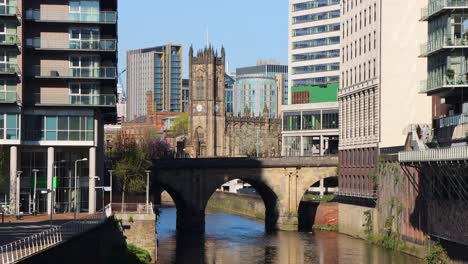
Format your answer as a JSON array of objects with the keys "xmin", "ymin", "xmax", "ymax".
[{"xmin": 152, "ymin": 157, "xmax": 338, "ymax": 233}]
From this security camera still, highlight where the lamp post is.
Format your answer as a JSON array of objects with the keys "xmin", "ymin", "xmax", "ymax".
[
  {"xmin": 31, "ymin": 169, "xmax": 39, "ymax": 215},
  {"xmin": 74, "ymin": 158, "xmax": 88, "ymax": 220},
  {"xmin": 15, "ymin": 171, "xmax": 23, "ymax": 219},
  {"xmin": 108, "ymin": 170, "xmax": 114, "ymax": 207},
  {"xmin": 145, "ymin": 170, "xmax": 151, "ymax": 214}
]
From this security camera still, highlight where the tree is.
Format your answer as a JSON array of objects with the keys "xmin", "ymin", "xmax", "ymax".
[
  {"xmin": 145, "ymin": 139, "xmax": 171, "ymax": 160},
  {"xmin": 170, "ymin": 113, "xmax": 189, "ymax": 136},
  {"xmin": 111, "ymin": 133, "xmax": 151, "ymax": 208}
]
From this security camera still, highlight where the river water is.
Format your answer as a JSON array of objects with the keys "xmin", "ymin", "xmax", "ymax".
[{"xmin": 157, "ymin": 208, "xmax": 422, "ymax": 264}]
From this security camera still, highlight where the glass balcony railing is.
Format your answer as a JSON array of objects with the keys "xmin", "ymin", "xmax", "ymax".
[
  {"xmin": 423, "ymin": 74, "xmax": 468, "ymax": 93},
  {"xmin": 0, "ymin": 34, "xmax": 17, "ymax": 46},
  {"xmin": 420, "ymin": 35, "xmax": 468, "ymax": 56},
  {"xmin": 0, "ymin": 5, "xmax": 18, "ymax": 16},
  {"xmin": 30, "ymin": 66, "xmax": 117, "ymax": 79},
  {"xmin": 436, "ymin": 114, "xmax": 468, "ymax": 128},
  {"xmin": 70, "ymin": 94, "xmax": 116, "ymax": 106},
  {"xmin": 421, "ymin": 0, "xmax": 468, "ymax": 21},
  {"xmin": 0, "ymin": 91, "xmax": 16, "ymax": 103},
  {"xmin": 26, "ymin": 38, "xmax": 117, "ymax": 51},
  {"xmin": 0, "ymin": 63, "xmax": 19, "ymax": 74},
  {"xmin": 25, "ymin": 10, "xmax": 117, "ymax": 24}
]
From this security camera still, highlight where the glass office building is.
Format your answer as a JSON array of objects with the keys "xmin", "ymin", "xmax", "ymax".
[
  {"xmin": 127, "ymin": 44, "xmax": 183, "ymax": 120},
  {"xmin": 285, "ymin": 0, "xmax": 340, "ymax": 156}
]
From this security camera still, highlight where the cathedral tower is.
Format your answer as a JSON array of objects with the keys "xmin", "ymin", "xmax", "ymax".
[{"xmin": 189, "ymin": 46, "xmax": 226, "ymax": 157}]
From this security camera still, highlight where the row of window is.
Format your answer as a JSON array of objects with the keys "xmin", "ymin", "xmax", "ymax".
[
  {"xmin": 293, "ymin": 76, "xmax": 339, "ymax": 87},
  {"xmin": 293, "ymin": 23, "xmax": 340, "ymax": 37},
  {"xmin": 24, "ymin": 115, "xmax": 94, "ymax": 141},
  {"xmin": 339, "ymin": 89, "xmax": 377, "ymax": 140},
  {"xmin": 293, "ymin": 62, "xmax": 340, "ymax": 75},
  {"xmin": 342, "ymin": 59, "xmax": 376, "ymax": 87},
  {"xmin": 293, "ymin": 10, "xmax": 340, "ymax": 25},
  {"xmin": 283, "ymin": 111, "xmax": 339, "ymax": 131},
  {"xmin": 343, "ymin": 5, "xmax": 376, "ymax": 39},
  {"xmin": 343, "ymin": 0, "xmax": 377, "ymax": 21},
  {"xmin": 292, "ymin": 36, "xmax": 340, "ymax": 50},
  {"xmin": 293, "ymin": 49, "xmax": 340, "ymax": 62},
  {"xmin": 342, "ymin": 31, "xmax": 377, "ymax": 62},
  {"xmin": 293, "ymin": 0, "xmax": 340, "ymax": 12}
]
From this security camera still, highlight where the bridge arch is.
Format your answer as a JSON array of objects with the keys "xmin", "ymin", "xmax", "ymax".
[{"xmin": 153, "ymin": 157, "xmax": 338, "ymax": 232}]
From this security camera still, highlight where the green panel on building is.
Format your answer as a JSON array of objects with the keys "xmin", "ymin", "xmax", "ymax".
[{"xmin": 291, "ymin": 82, "xmax": 338, "ymax": 103}]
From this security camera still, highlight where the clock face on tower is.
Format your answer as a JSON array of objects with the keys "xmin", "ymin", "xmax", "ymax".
[{"xmin": 196, "ymin": 104, "xmax": 204, "ymax": 112}]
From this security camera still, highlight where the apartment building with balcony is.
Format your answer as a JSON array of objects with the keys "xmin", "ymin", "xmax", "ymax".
[
  {"xmin": 126, "ymin": 44, "xmax": 182, "ymax": 121},
  {"xmin": 0, "ymin": 0, "xmax": 117, "ymax": 216},
  {"xmin": 285, "ymin": 0, "xmax": 340, "ymax": 157},
  {"xmin": 338, "ymin": 0, "xmax": 430, "ymax": 199},
  {"xmin": 419, "ymin": 1, "xmax": 468, "ymax": 145}
]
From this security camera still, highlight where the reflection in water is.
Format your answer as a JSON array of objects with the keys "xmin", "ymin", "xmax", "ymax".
[{"xmin": 157, "ymin": 208, "xmax": 422, "ymax": 264}]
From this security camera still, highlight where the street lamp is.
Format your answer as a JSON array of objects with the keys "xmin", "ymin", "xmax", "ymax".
[
  {"xmin": 31, "ymin": 169, "xmax": 39, "ymax": 215},
  {"xmin": 52, "ymin": 160, "xmax": 66, "ymax": 215},
  {"xmin": 74, "ymin": 158, "xmax": 88, "ymax": 220},
  {"xmin": 145, "ymin": 170, "xmax": 151, "ymax": 214},
  {"xmin": 15, "ymin": 171, "xmax": 23, "ymax": 219},
  {"xmin": 108, "ymin": 170, "xmax": 115, "ymax": 206}
]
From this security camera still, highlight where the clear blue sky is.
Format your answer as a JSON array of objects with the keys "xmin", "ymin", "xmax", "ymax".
[{"xmin": 118, "ymin": 0, "xmax": 288, "ymax": 81}]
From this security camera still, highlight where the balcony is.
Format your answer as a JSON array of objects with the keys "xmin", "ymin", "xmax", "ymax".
[
  {"xmin": 0, "ymin": 63, "xmax": 19, "ymax": 75},
  {"xmin": 436, "ymin": 114, "xmax": 468, "ymax": 128},
  {"xmin": 27, "ymin": 38, "xmax": 117, "ymax": 51},
  {"xmin": 29, "ymin": 66, "xmax": 117, "ymax": 80},
  {"xmin": 25, "ymin": 10, "xmax": 117, "ymax": 24},
  {"xmin": 0, "ymin": 91, "xmax": 17, "ymax": 103},
  {"xmin": 420, "ymin": 36, "xmax": 468, "ymax": 57},
  {"xmin": 399, "ymin": 145, "xmax": 468, "ymax": 163},
  {"xmin": 70, "ymin": 94, "xmax": 116, "ymax": 107},
  {"xmin": 421, "ymin": 0, "xmax": 468, "ymax": 21},
  {"xmin": 0, "ymin": 5, "xmax": 18, "ymax": 17},
  {"xmin": 422, "ymin": 73, "xmax": 468, "ymax": 94}
]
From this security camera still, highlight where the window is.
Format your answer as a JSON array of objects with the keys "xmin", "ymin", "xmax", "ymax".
[
  {"xmin": 69, "ymin": 27, "xmax": 100, "ymax": 49},
  {"xmin": 69, "ymin": 83, "xmax": 99, "ymax": 105},
  {"xmin": 24, "ymin": 115, "xmax": 94, "ymax": 141},
  {"xmin": 69, "ymin": 55, "xmax": 99, "ymax": 77},
  {"xmin": 4, "ymin": 114, "xmax": 19, "ymax": 140},
  {"xmin": 374, "ymin": 31, "xmax": 377, "ymax": 49},
  {"xmin": 303, "ymin": 112, "xmax": 321, "ymax": 130},
  {"xmin": 283, "ymin": 112, "xmax": 301, "ymax": 131},
  {"xmin": 364, "ymin": 9, "xmax": 367, "ymax": 26},
  {"xmin": 373, "ymin": 59, "xmax": 376, "ymax": 77},
  {"xmin": 0, "ymin": 80, "xmax": 16, "ymax": 102},
  {"xmin": 369, "ymin": 33, "xmax": 371, "ymax": 52},
  {"xmin": 369, "ymin": 6, "xmax": 372, "ymax": 24}
]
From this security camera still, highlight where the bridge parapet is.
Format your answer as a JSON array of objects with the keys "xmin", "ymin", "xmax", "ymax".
[{"xmin": 153, "ymin": 156, "xmax": 338, "ymax": 170}]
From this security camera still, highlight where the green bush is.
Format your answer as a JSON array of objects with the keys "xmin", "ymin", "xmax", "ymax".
[
  {"xmin": 425, "ymin": 243, "xmax": 449, "ymax": 264},
  {"xmin": 127, "ymin": 243, "xmax": 152, "ymax": 264}
]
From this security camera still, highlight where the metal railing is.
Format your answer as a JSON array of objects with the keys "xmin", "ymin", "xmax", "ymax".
[
  {"xmin": 0, "ymin": 5, "xmax": 18, "ymax": 16},
  {"xmin": 26, "ymin": 38, "xmax": 117, "ymax": 51},
  {"xmin": 420, "ymin": 35, "xmax": 468, "ymax": 56},
  {"xmin": 399, "ymin": 145, "xmax": 468, "ymax": 162},
  {"xmin": 25, "ymin": 10, "xmax": 117, "ymax": 24},
  {"xmin": 29, "ymin": 66, "xmax": 117, "ymax": 79},
  {"xmin": 0, "ymin": 92, "xmax": 16, "ymax": 103},
  {"xmin": 0, "ymin": 34, "xmax": 17, "ymax": 46},
  {"xmin": 436, "ymin": 114, "xmax": 468, "ymax": 128},
  {"xmin": 421, "ymin": 0, "xmax": 468, "ymax": 21},
  {"xmin": 0, "ymin": 63, "xmax": 18, "ymax": 75},
  {"xmin": 422, "ymin": 75, "xmax": 468, "ymax": 93},
  {"xmin": 70, "ymin": 94, "xmax": 116, "ymax": 106},
  {"xmin": 0, "ymin": 204, "xmax": 112, "ymax": 264},
  {"xmin": 110, "ymin": 203, "xmax": 154, "ymax": 214},
  {"xmin": 335, "ymin": 190, "xmax": 377, "ymax": 199}
]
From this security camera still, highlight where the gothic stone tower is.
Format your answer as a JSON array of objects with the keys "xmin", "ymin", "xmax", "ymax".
[{"xmin": 189, "ymin": 46, "xmax": 226, "ymax": 157}]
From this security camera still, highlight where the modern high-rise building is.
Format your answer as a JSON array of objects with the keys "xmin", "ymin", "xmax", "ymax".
[
  {"xmin": 338, "ymin": 0, "xmax": 430, "ymax": 198},
  {"xmin": 126, "ymin": 44, "xmax": 182, "ymax": 120},
  {"xmin": 0, "ymin": 0, "xmax": 118, "ymax": 215},
  {"xmin": 284, "ymin": 0, "xmax": 341, "ymax": 157},
  {"xmin": 181, "ymin": 79, "xmax": 190, "ymax": 112},
  {"xmin": 233, "ymin": 64, "xmax": 288, "ymax": 118}
]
